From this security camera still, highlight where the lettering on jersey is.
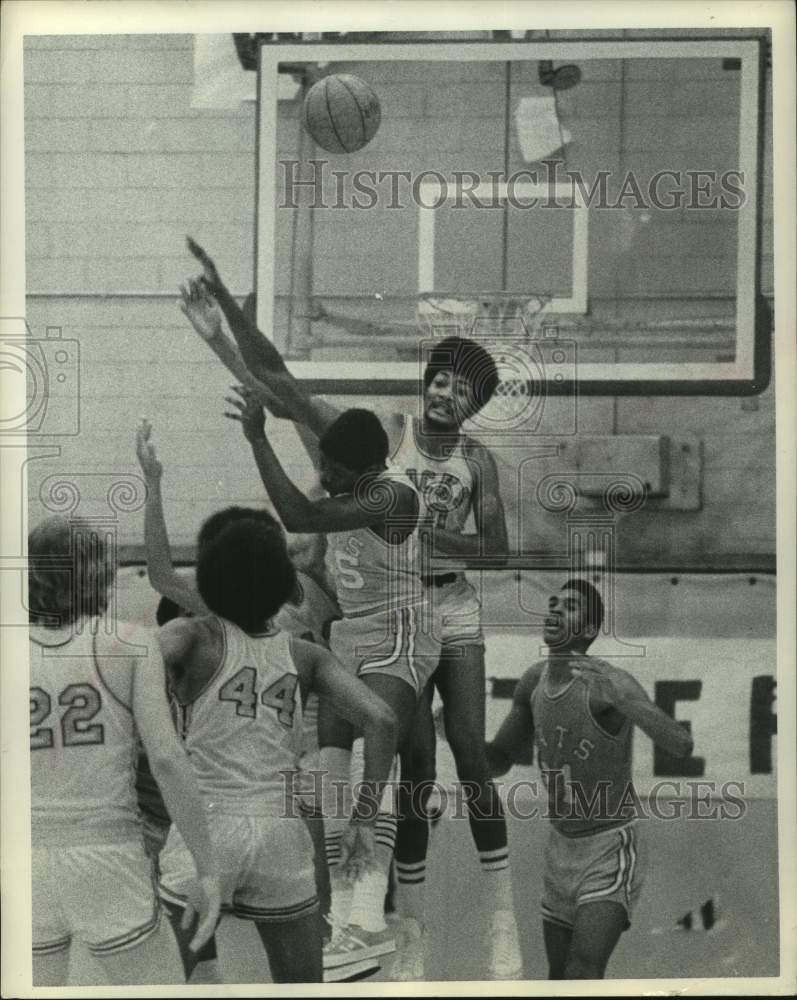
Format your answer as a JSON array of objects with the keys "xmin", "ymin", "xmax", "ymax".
[
  {"xmin": 60, "ymin": 684, "xmax": 104, "ymax": 747},
  {"xmin": 573, "ymin": 737, "xmax": 596, "ymax": 761},
  {"xmin": 535, "ymin": 725, "xmax": 595, "ymax": 762},
  {"xmin": 29, "ymin": 683, "xmax": 104, "ymax": 750},
  {"xmin": 30, "ymin": 687, "xmax": 54, "ymax": 750},
  {"xmin": 261, "ymin": 674, "xmax": 299, "ymax": 728},
  {"xmin": 406, "ymin": 468, "xmax": 469, "ymax": 529},
  {"xmin": 333, "ymin": 544, "xmax": 365, "ymax": 590},
  {"xmin": 218, "ymin": 666, "xmax": 298, "ymax": 728}
]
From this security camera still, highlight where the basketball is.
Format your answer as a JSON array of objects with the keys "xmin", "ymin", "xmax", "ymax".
[{"xmin": 302, "ymin": 73, "xmax": 381, "ymax": 154}]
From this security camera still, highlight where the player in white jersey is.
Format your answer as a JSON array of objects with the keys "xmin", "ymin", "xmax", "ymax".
[
  {"xmin": 135, "ymin": 423, "xmax": 350, "ymax": 971},
  {"xmin": 224, "ymin": 388, "xmax": 443, "ymax": 971},
  {"xmin": 28, "ymin": 515, "xmax": 220, "ymax": 987},
  {"xmin": 180, "ymin": 240, "xmax": 519, "ymax": 978},
  {"xmin": 155, "ymin": 510, "xmax": 397, "ymax": 982},
  {"xmin": 487, "ymin": 579, "xmax": 694, "ymax": 979}
]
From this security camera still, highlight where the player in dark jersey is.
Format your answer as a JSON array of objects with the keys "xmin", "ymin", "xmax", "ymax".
[{"xmin": 486, "ymin": 579, "xmax": 694, "ymax": 979}]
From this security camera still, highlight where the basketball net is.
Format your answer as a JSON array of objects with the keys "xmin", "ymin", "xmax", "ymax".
[{"xmin": 418, "ymin": 292, "xmax": 555, "ymax": 428}]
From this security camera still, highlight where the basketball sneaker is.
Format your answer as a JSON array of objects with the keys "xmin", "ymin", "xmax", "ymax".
[
  {"xmin": 389, "ymin": 917, "xmax": 426, "ymax": 981},
  {"xmin": 488, "ymin": 910, "xmax": 523, "ymax": 979},
  {"xmin": 323, "ymin": 922, "xmax": 396, "ymax": 973}
]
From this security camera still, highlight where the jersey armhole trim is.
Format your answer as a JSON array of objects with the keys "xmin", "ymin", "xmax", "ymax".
[
  {"xmin": 178, "ymin": 617, "xmax": 228, "ymax": 707},
  {"xmin": 93, "ymin": 630, "xmax": 134, "ymax": 714},
  {"xmin": 583, "ymin": 682, "xmax": 626, "ymax": 742},
  {"xmin": 388, "ymin": 413, "xmax": 413, "ymax": 464}
]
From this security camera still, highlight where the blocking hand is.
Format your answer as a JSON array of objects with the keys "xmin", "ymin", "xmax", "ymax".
[
  {"xmin": 224, "ymin": 384, "xmax": 266, "ymax": 443},
  {"xmin": 136, "ymin": 419, "xmax": 163, "ymax": 481},
  {"xmin": 179, "ymin": 277, "xmax": 223, "ymax": 342}
]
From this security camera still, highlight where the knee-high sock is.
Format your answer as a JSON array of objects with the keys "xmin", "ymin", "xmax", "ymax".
[
  {"xmin": 466, "ymin": 779, "xmax": 515, "ymax": 914},
  {"xmin": 347, "ymin": 745, "xmax": 399, "ymax": 932},
  {"xmin": 394, "ymin": 769, "xmax": 433, "ymax": 924},
  {"xmin": 320, "ymin": 746, "xmax": 353, "ymax": 926}
]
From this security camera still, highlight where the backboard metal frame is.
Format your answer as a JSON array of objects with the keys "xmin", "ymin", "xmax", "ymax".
[{"xmin": 256, "ymin": 37, "xmax": 770, "ymax": 396}]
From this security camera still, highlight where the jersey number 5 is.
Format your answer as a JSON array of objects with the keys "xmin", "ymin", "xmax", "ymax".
[
  {"xmin": 29, "ymin": 684, "xmax": 104, "ymax": 750},
  {"xmin": 218, "ymin": 667, "xmax": 298, "ymax": 728}
]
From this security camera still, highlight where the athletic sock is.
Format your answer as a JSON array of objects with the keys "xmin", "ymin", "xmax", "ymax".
[
  {"xmin": 468, "ymin": 781, "xmax": 516, "ymax": 916},
  {"xmin": 395, "ymin": 860, "xmax": 427, "ymax": 924},
  {"xmin": 479, "ymin": 851, "xmax": 515, "ymax": 914},
  {"xmin": 348, "ymin": 869, "xmax": 391, "ymax": 932},
  {"xmin": 320, "ymin": 746, "xmax": 354, "ymax": 927},
  {"xmin": 394, "ymin": 763, "xmax": 433, "ymax": 926},
  {"xmin": 347, "ymin": 747, "xmax": 399, "ymax": 932}
]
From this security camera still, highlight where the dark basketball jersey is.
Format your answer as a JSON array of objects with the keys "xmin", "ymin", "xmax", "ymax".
[{"xmin": 530, "ymin": 656, "xmax": 635, "ymax": 837}]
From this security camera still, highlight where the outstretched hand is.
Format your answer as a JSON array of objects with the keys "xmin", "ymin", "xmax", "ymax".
[
  {"xmin": 186, "ymin": 236, "xmax": 223, "ymax": 292},
  {"xmin": 224, "ymin": 384, "xmax": 266, "ymax": 443},
  {"xmin": 136, "ymin": 419, "xmax": 163, "ymax": 481},
  {"xmin": 179, "ymin": 278, "xmax": 223, "ymax": 342}
]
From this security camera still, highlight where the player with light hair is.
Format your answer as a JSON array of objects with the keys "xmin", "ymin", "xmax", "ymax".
[{"xmin": 28, "ymin": 515, "xmax": 220, "ymax": 987}]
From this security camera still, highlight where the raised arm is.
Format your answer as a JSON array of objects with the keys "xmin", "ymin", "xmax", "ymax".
[
  {"xmin": 135, "ymin": 420, "xmax": 208, "ymax": 616},
  {"xmin": 179, "ymin": 279, "xmax": 298, "ymax": 421},
  {"xmin": 186, "ymin": 237, "xmax": 341, "ymax": 435},
  {"xmin": 224, "ymin": 386, "xmax": 417, "ymax": 535},
  {"xmin": 131, "ymin": 629, "xmax": 220, "ymax": 950},
  {"xmin": 572, "ymin": 660, "xmax": 695, "ymax": 759},
  {"xmin": 485, "ymin": 664, "xmax": 541, "ymax": 776}
]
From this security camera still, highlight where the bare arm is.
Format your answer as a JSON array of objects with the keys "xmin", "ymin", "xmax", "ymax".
[
  {"xmin": 132, "ymin": 631, "xmax": 220, "ymax": 950},
  {"xmin": 179, "ymin": 280, "xmax": 301, "ymax": 421},
  {"xmin": 485, "ymin": 664, "xmax": 541, "ymax": 775},
  {"xmin": 573, "ymin": 661, "xmax": 695, "ymax": 758},
  {"xmin": 225, "ymin": 387, "xmax": 417, "ymax": 535},
  {"xmin": 292, "ymin": 636, "xmax": 398, "ymax": 820},
  {"xmin": 186, "ymin": 237, "xmax": 342, "ymax": 435},
  {"xmin": 135, "ymin": 420, "xmax": 208, "ymax": 616}
]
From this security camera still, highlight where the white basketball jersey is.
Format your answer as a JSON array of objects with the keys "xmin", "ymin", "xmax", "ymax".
[
  {"xmin": 30, "ymin": 620, "xmax": 141, "ymax": 846},
  {"xmin": 325, "ymin": 468, "xmax": 424, "ymax": 617},
  {"xmin": 391, "ymin": 415, "xmax": 474, "ymax": 533},
  {"xmin": 175, "ymin": 619, "xmax": 302, "ymax": 814}
]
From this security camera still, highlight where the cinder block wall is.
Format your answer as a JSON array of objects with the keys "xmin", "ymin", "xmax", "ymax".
[{"xmin": 23, "ymin": 34, "xmax": 774, "ymax": 562}]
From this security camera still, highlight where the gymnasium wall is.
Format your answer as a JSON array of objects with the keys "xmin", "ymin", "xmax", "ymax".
[{"xmin": 22, "ymin": 33, "xmax": 775, "ymax": 563}]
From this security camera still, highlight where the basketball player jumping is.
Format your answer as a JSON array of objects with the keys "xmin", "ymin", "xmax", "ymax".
[
  {"xmin": 179, "ymin": 238, "xmax": 521, "ymax": 978},
  {"xmin": 181, "ymin": 237, "xmax": 522, "ymax": 980},
  {"xmin": 486, "ymin": 579, "xmax": 694, "ymax": 979},
  {"xmin": 28, "ymin": 515, "xmax": 221, "ymax": 987},
  {"xmin": 223, "ymin": 383, "xmax": 447, "ymax": 973}
]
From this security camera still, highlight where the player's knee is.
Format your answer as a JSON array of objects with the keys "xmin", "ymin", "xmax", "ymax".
[{"xmin": 446, "ymin": 733, "xmax": 488, "ymax": 780}]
